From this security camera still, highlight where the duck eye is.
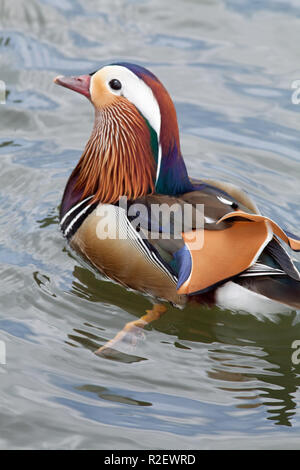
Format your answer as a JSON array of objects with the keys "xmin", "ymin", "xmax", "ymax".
[{"xmin": 109, "ymin": 79, "xmax": 122, "ymax": 91}]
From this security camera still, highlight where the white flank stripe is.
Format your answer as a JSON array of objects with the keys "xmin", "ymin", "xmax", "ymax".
[{"xmin": 240, "ymin": 262, "xmax": 285, "ymax": 277}]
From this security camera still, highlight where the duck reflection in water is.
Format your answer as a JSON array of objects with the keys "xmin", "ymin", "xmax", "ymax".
[{"xmin": 64, "ymin": 262, "xmax": 300, "ymax": 427}]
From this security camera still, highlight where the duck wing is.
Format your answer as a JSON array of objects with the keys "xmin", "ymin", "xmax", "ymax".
[{"xmin": 131, "ymin": 184, "xmax": 300, "ymax": 305}]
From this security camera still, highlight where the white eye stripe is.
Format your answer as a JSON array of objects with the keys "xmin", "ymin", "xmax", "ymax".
[
  {"xmin": 90, "ymin": 65, "xmax": 162, "ymax": 183},
  {"xmin": 91, "ymin": 65, "xmax": 162, "ymax": 183},
  {"xmin": 96, "ymin": 66, "xmax": 161, "ymax": 141}
]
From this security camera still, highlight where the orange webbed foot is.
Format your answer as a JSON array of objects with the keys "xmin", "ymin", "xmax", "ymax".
[{"xmin": 95, "ymin": 303, "xmax": 167, "ymax": 358}]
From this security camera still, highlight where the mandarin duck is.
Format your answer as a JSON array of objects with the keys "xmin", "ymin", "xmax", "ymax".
[{"xmin": 54, "ymin": 63, "xmax": 300, "ymax": 354}]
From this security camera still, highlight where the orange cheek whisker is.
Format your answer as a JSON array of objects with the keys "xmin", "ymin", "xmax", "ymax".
[{"xmin": 73, "ymin": 97, "xmax": 156, "ymax": 205}]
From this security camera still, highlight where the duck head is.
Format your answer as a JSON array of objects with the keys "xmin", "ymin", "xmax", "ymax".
[{"xmin": 55, "ymin": 63, "xmax": 192, "ymax": 208}]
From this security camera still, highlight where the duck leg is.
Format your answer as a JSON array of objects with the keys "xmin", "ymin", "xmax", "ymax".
[{"xmin": 95, "ymin": 303, "xmax": 167, "ymax": 356}]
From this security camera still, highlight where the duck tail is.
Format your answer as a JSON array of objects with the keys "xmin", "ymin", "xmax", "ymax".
[
  {"xmin": 235, "ymin": 238, "xmax": 300, "ymax": 309},
  {"xmin": 235, "ymin": 275, "xmax": 300, "ymax": 310}
]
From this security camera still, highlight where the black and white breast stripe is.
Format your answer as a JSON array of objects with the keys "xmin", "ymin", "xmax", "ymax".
[
  {"xmin": 60, "ymin": 197, "xmax": 178, "ymax": 285},
  {"xmin": 60, "ymin": 196, "xmax": 98, "ymax": 240}
]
